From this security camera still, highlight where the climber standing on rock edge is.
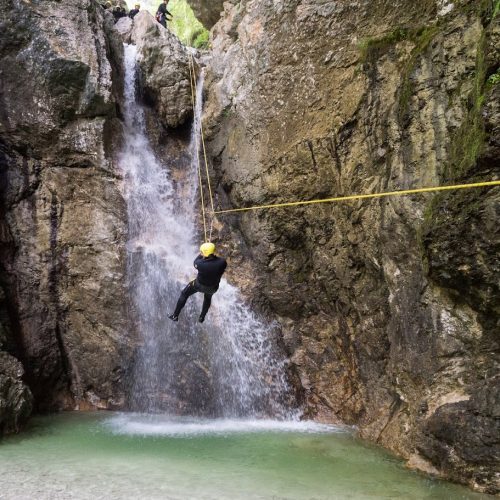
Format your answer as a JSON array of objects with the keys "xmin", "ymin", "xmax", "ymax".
[
  {"xmin": 156, "ymin": 0, "xmax": 172, "ymax": 28},
  {"xmin": 169, "ymin": 243, "xmax": 227, "ymax": 324},
  {"xmin": 128, "ymin": 3, "xmax": 140, "ymax": 19}
]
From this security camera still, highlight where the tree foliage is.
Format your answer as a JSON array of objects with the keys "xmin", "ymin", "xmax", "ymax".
[{"xmin": 128, "ymin": 0, "xmax": 209, "ymax": 47}]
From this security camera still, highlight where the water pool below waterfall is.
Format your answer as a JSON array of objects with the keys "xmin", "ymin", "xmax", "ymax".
[{"xmin": 0, "ymin": 412, "xmax": 488, "ymax": 500}]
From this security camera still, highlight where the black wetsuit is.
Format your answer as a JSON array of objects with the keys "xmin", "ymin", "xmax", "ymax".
[
  {"xmin": 113, "ymin": 7, "xmax": 126, "ymax": 22},
  {"xmin": 156, "ymin": 3, "xmax": 172, "ymax": 27},
  {"xmin": 128, "ymin": 8, "xmax": 140, "ymax": 19},
  {"xmin": 173, "ymin": 255, "xmax": 227, "ymax": 320}
]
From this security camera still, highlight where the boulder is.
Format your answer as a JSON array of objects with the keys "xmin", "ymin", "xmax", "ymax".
[
  {"xmin": 125, "ymin": 11, "xmax": 193, "ymax": 129},
  {"xmin": 187, "ymin": 0, "xmax": 225, "ymax": 29},
  {"xmin": 0, "ymin": 353, "xmax": 33, "ymax": 435}
]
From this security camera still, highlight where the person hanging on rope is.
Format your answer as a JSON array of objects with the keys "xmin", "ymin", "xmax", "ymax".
[
  {"xmin": 168, "ymin": 243, "xmax": 227, "ymax": 324},
  {"xmin": 156, "ymin": 0, "xmax": 172, "ymax": 28}
]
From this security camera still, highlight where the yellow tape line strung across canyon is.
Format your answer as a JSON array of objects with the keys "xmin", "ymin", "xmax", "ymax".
[
  {"xmin": 187, "ymin": 58, "xmax": 499, "ymax": 221},
  {"xmin": 212, "ymin": 181, "xmax": 500, "ymax": 215}
]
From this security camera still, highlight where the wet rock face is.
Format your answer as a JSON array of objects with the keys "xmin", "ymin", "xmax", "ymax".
[
  {"xmin": 0, "ymin": 352, "xmax": 32, "ymax": 435},
  {"xmin": 0, "ymin": 0, "xmax": 133, "ymax": 416},
  {"xmin": 418, "ymin": 379, "xmax": 500, "ymax": 491},
  {"xmin": 203, "ymin": 0, "xmax": 499, "ymax": 493},
  {"xmin": 0, "ymin": 286, "xmax": 32, "ymax": 434}
]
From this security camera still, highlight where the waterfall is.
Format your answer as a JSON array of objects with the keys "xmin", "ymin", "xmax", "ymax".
[{"xmin": 119, "ymin": 44, "xmax": 295, "ymax": 419}]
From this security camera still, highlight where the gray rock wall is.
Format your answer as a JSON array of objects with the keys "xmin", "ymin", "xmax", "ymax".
[
  {"xmin": 0, "ymin": 0, "xmax": 133, "ymax": 418},
  {"xmin": 130, "ymin": 11, "xmax": 193, "ymax": 128},
  {"xmin": 187, "ymin": 0, "xmax": 225, "ymax": 29},
  {"xmin": 202, "ymin": 0, "xmax": 499, "ymax": 493},
  {"xmin": 0, "ymin": 285, "xmax": 32, "ymax": 434}
]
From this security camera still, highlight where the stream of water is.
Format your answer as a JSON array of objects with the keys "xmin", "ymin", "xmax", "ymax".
[{"xmin": 120, "ymin": 44, "xmax": 292, "ymax": 418}]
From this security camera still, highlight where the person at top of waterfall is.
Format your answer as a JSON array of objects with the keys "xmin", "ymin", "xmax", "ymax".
[
  {"xmin": 156, "ymin": 0, "xmax": 172, "ymax": 28},
  {"xmin": 128, "ymin": 3, "xmax": 140, "ymax": 18},
  {"xmin": 112, "ymin": 4, "xmax": 126, "ymax": 22},
  {"xmin": 168, "ymin": 243, "xmax": 227, "ymax": 324}
]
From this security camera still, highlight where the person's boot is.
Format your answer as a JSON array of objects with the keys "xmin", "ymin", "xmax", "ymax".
[
  {"xmin": 198, "ymin": 315, "xmax": 205, "ymax": 324},
  {"xmin": 168, "ymin": 314, "xmax": 179, "ymax": 322}
]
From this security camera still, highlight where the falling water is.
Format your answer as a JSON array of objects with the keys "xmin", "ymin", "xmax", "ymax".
[{"xmin": 119, "ymin": 44, "xmax": 295, "ymax": 418}]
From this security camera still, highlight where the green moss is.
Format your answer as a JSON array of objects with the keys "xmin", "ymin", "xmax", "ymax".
[
  {"xmin": 358, "ymin": 27, "xmax": 410, "ymax": 63},
  {"xmin": 192, "ymin": 29, "xmax": 209, "ymax": 50},
  {"xmin": 446, "ymin": 32, "xmax": 487, "ymax": 179},
  {"xmin": 358, "ymin": 25, "xmax": 440, "ymax": 124},
  {"xmin": 459, "ymin": 0, "xmax": 499, "ymax": 22},
  {"xmin": 397, "ymin": 26, "xmax": 440, "ymax": 121},
  {"xmin": 494, "ymin": 0, "xmax": 500, "ymax": 18},
  {"xmin": 222, "ymin": 105, "xmax": 235, "ymax": 119},
  {"xmin": 168, "ymin": 0, "xmax": 209, "ymax": 47},
  {"xmin": 415, "ymin": 1, "xmax": 498, "ymax": 270},
  {"xmin": 487, "ymin": 71, "xmax": 500, "ymax": 86}
]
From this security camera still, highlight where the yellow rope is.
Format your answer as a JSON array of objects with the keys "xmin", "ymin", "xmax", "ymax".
[
  {"xmin": 213, "ymin": 180, "xmax": 500, "ymax": 215},
  {"xmin": 188, "ymin": 55, "xmax": 208, "ymax": 241},
  {"xmin": 185, "ymin": 55, "xmax": 499, "ymax": 225},
  {"xmin": 189, "ymin": 53, "xmax": 215, "ymax": 215}
]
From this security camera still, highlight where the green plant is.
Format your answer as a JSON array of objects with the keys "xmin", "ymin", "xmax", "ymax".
[
  {"xmin": 193, "ymin": 29, "xmax": 209, "ymax": 50},
  {"xmin": 222, "ymin": 106, "xmax": 235, "ymax": 119},
  {"xmin": 494, "ymin": 0, "xmax": 500, "ymax": 18},
  {"xmin": 446, "ymin": 33, "xmax": 487, "ymax": 179},
  {"xmin": 487, "ymin": 71, "xmax": 500, "ymax": 85},
  {"xmin": 358, "ymin": 27, "xmax": 409, "ymax": 63},
  {"xmin": 129, "ymin": 0, "xmax": 209, "ymax": 47}
]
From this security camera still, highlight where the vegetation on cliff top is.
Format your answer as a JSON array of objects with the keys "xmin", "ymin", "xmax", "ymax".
[{"xmin": 127, "ymin": 0, "xmax": 209, "ymax": 48}]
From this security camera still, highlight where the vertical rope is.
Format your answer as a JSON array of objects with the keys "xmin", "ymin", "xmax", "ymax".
[
  {"xmin": 188, "ymin": 54, "xmax": 208, "ymax": 242},
  {"xmin": 189, "ymin": 53, "xmax": 215, "ymax": 215}
]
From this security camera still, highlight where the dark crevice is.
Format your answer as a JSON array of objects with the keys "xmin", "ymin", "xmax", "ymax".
[
  {"xmin": 306, "ymin": 140, "xmax": 318, "ymax": 170},
  {"xmin": 48, "ymin": 192, "xmax": 74, "ymax": 407}
]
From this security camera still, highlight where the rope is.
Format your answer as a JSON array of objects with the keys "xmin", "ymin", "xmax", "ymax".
[
  {"xmin": 188, "ymin": 54, "xmax": 208, "ymax": 242},
  {"xmin": 213, "ymin": 180, "xmax": 500, "ymax": 215},
  {"xmin": 185, "ymin": 56, "xmax": 499, "ymax": 227},
  {"xmin": 189, "ymin": 53, "xmax": 215, "ymax": 214}
]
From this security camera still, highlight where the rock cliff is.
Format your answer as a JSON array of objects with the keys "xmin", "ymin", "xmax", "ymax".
[
  {"xmin": 0, "ymin": 0, "xmax": 498, "ymax": 494},
  {"xmin": 0, "ymin": 0, "xmax": 132, "ymax": 418},
  {"xmin": 0, "ymin": 286, "xmax": 32, "ymax": 434},
  {"xmin": 187, "ymin": 0, "xmax": 224, "ymax": 29},
  {"xmin": 128, "ymin": 11, "xmax": 193, "ymax": 128},
  {"xmin": 201, "ymin": 0, "xmax": 499, "ymax": 493}
]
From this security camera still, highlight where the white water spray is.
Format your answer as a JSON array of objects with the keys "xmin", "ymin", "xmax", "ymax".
[{"xmin": 119, "ymin": 44, "xmax": 295, "ymax": 418}]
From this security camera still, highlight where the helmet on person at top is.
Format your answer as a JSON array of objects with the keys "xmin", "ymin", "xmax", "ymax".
[{"xmin": 200, "ymin": 242, "xmax": 216, "ymax": 257}]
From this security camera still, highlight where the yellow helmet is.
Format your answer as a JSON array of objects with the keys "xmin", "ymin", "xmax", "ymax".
[{"xmin": 200, "ymin": 242, "xmax": 216, "ymax": 257}]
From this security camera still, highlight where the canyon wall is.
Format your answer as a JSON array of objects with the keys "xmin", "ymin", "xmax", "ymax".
[
  {"xmin": 0, "ymin": 0, "xmax": 498, "ymax": 493},
  {"xmin": 0, "ymin": 0, "xmax": 132, "ymax": 415},
  {"xmin": 0, "ymin": 2, "xmax": 195, "ymax": 429},
  {"xmin": 187, "ymin": 0, "xmax": 224, "ymax": 29},
  {"xmin": 201, "ymin": 0, "xmax": 499, "ymax": 493}
]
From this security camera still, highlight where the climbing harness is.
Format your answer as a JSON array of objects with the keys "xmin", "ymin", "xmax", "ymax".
[{"xmin": 187, "ymin": 56, "xmax": 499, "ymax": 225}]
